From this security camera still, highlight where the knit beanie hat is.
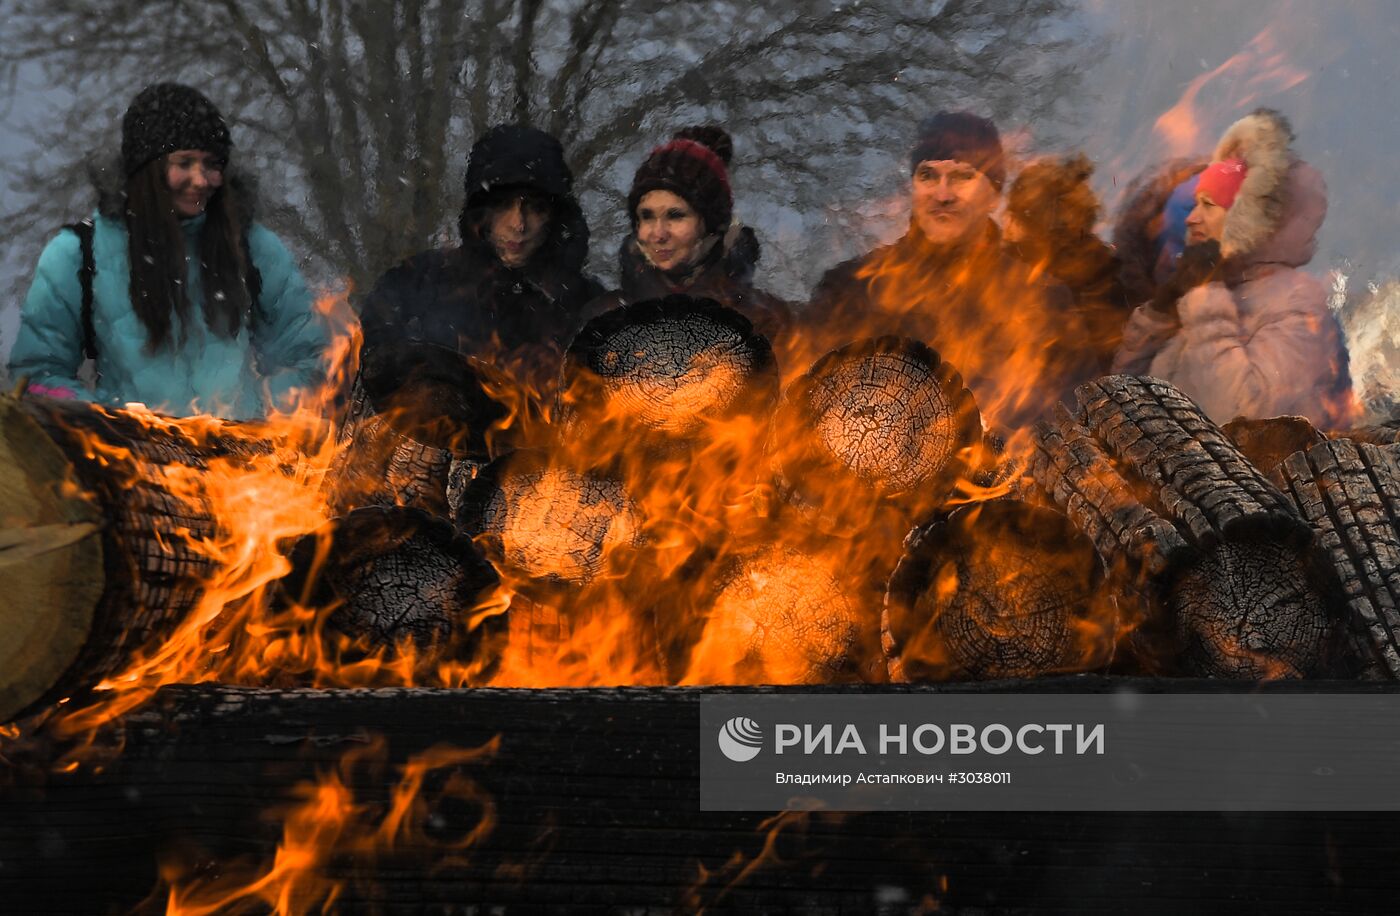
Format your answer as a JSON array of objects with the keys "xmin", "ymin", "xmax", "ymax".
[
  {"xmin": 121, "ymin": 83, "xmax": 232, "ymax": 177},
  {"xmin": 910, "ymin": 111, "xmax": 1005, "ymax": 191},
  {"xmin": 627, "ymin": 126, "xmax": 734, "ymax": 235},
  {"xmin": 1195, "ymin": 158, "xmax": 1248, "ymax": 210}
]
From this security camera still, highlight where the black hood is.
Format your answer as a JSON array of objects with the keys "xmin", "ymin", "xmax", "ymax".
[
  {"xmin": 457, "ymin": 125, "xmax": 589, "ymax": 277},
  {"xmin": 461, "ymin": 125, "xmax": 573, "ymax": 211}
]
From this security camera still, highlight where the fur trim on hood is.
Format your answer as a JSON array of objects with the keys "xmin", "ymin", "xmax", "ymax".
[{"xmin": 1212, "ymin": 108, "xmax": 1300, "ymax": 259}]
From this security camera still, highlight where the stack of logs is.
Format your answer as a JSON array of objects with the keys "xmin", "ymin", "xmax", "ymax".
[{"xmin": 8, "ymin": 293, "xmax": 1400, "ymax": 726}]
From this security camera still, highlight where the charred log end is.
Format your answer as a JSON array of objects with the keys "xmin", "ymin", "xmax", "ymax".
[
  {"xmin": 456, "ymin": 450, "xmax": 645, "ymax": 590},
  {"xmin": 0, "ymin": 397, "xmax": 106, "ymax": 721},
  {"xmin": 683, "ymin": 546, "xmax": 881, "ymax": 685},
  {"xmin": 282, "ymin": 507, "xmax": 502, "ymax": 668},
  {"xmin": 1222, "ymin": 415, "xmax": 1325, "ymax": 478},
  {"xmin": 329, "ymin": 342, "xmax": 508, "ymax": 516},
  {"xmin": 775, "ymin": 336, "xmax": 982, "ymax": 520},
  {"xmin": 885, "ymin": 500, "xmax": 1112, "ymax": 681},
  {"xmin": 561, "ymin": 296, "xmax": 778, "ymax": 451},
  {"xmin": 1167, "ymin": 540, "xmax": 1333, "ymax": 679}
]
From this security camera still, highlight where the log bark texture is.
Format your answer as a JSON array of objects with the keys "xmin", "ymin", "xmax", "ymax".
[
  {"xmin": 1274, "ymin": 438, "xmax": 1400, "ymax": 678},
  {"xmin": 0, "ymin": 396, "xmax": 272, "ymax": 722},
  {"xmin": 1076, "ymin": 376, "xmax": 1311, "ymax": 548},
  {"xmin": 4, "ymin": 682, "xmax": 1399, "ymax": 914},
  {"xmin": 1032, "ymin": 403, "xmax": 1191, "ymax": 580}
]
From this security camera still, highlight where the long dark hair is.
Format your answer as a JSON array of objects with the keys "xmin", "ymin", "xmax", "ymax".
[{"xmin": 124, "ymin": 158, "xmax": 250, "ymax": 350}]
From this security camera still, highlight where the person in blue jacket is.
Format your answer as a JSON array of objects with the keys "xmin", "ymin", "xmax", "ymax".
[{"xmin": 8, "ymin": 83, "xmax": 330, "ymax": 420}]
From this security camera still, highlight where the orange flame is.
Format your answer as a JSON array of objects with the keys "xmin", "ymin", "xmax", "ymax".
[
  {"xmin": 162, "ymin": 736, "xmax": 498, "ymax": 915},
  {"xmin": 1153, "ymin": 25, "xmax": 1310, "ymax": 158}
]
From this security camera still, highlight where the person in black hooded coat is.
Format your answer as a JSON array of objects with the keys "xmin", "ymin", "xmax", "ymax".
[
  {"xmin": 584, "ymin": 126, "xmax": 791, "ymax": 345},
  {"xmin": 360, "ymin": 124, "xmax": 603, "ymax": 383}
]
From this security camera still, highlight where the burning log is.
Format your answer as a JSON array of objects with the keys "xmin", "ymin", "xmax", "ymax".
[
  {"xmin": 457, "ymin": 450, "xmax": 667, "ymax": 680},
  {"xmin": 1274, "ymin": 439, "xmax": 1400, "ymax": 678},
  {"xmin": 455, "ymin": 449, "xmax": 645, "ymax": 591},
  {"xmin": 1032, "ymin": 403, "xmax": 1191, "ymax": 581},
  {"xmin": 279, "ymin": 506, "xmax": 503, "ymax": 667},
  {"xmin": 1335, "ymin": 422, "xmax": 1400, "ymax": 447},
  {"xmin": 1035, "ymin": 376, "xmax": 1334, "ymax": 677},
  {"xmin": 0, "ymin": 395, "xmax": 272, "ymax": 722},
  {"xmin": 559, "ymin": 295, "xmax": 778, "ymax": 451},
  {"xmin": 9, "ymin": 681, "xmax": 1400, "ymax": 913},
  {"xmin": 883, "ymin": 500, "xmax": 1110, "ymax": 681},
  {"xmin": 681, "ymin": 544, "xmax": 884, "ymax": 685},
  {"xmin": 772, "ymin": 337, "xmax": 981, "ymax": 521},
  {"xmin": 1075, "ymin": 376, "xmax": 1310, "ymax": 547},
  {"xmin": 326, "ymin": 341, "xmax": 508, "ymax": 519},
  {"xmin": 1222, "ymin": 415, "xmax": 1326, "ymax": 478},
  {"xmin": 1166, "ymin": 539, "xmax": 1335, "ymax": 678}
]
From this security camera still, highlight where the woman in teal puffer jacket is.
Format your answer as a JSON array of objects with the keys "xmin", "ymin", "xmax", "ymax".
[{"xmin": 8, "ymin": 83, "xmax": 330, "ymax": 420}]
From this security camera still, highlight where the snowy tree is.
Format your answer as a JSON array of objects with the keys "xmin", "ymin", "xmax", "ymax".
[{"xmin": 0, "ymin": 0, "xmax": 1089, "ymax": 300}]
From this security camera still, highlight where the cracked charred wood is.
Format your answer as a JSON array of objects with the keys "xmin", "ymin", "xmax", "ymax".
[
  {"xmin": 680, "ymin": 544, "xmax": 885, "ymax": 685},
  {"xmin": 559, "ymin": 295, "xmax": 778, "ymax": 455},
  {"xmin": 883, "ymin": 500, "xmax": 1111, "ymax": 681},
  {"xmin": 455, "ymin": 449, "xmax": 646, "ymax": 592},
  {"xmin": 326, "ymin": 341, "xmax": 508, "ymax": 519},
  {"xmin": 0, "ymin": 395, "xmax": 276, "ymax": 722},
  {"xmin": 1274, "ymin": 439, "xmax": 1400, "ymax": 679},
  {"xmin": 1052, "ymin": 378, "xmax": 1335, "ymax": 677},
  {"xmin": 278, "ymin": 506, "xmax": 504, "ymax": 674},
  {"xmin": 1076, "ymin": 376, "xmax": 1311, "ymax": 548},
  {"xmin": 771, "ymin": 337, "xmax": 982, "ymax": 523},
  {"xmin": 1165, "ymin": 540, "xmax": 1337, "ymax": 678},
  {"xmin": 1222, "ymin": 416, "xmax": 1325, "ymax": 478},
  {"xmin": 1031, "ymin": 404, "xmax": 1191, "ymax": 581}
]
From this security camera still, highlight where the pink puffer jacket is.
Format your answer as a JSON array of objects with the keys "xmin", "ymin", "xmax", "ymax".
[{"xmin": 1113, "ymin": 110, "xmax": 1353, "ymax": 429}]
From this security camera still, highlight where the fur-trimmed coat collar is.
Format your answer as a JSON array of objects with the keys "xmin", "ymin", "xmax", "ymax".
[{"xmin": 1212, "ymin": 108, "xmax": 1327, "ymax": 266}]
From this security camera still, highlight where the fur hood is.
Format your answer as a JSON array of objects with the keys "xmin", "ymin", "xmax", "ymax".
[
  {"xmin": 89, "ymin": 153, "xmax": 262, "ymax": 222},
  {"xmin": 1212, "ymin": 108, "xmax": 1327, "ymax": 265}
]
